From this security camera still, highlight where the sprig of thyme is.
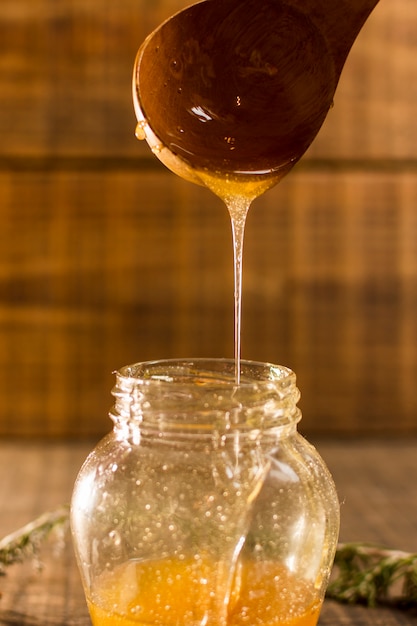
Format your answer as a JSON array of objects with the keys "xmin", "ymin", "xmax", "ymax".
[
  {"xmin": 1, "ymin": 509, "xmax": 416, "ymax": 611},
  {"xmin": 0, "ymin": 505, "xmax": 69, "ymax": 575},
  {"xmin": 327, "ymin": 542, "xmax": 417, "ymax": 610}
]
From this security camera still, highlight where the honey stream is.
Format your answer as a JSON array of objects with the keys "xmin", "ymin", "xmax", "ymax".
[{"xmin": 196, "ymin": 172, "xmax": 286, "ymax": 384}]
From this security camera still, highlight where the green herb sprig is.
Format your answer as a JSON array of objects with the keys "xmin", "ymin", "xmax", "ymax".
[
  {"xmin": 0, "ymin": 505, "xmax": 69, "ymax": 575},
  {"xmin": 327, "ymin": 542, "xmax": 417, "ymax": 610},
  {"xmin": 1, "ymin": 507, "xmax": 417, "ymax": 611}
]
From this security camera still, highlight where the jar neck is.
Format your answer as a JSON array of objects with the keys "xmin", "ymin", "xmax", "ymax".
[{"xmin": 110, "ymin": 359, "xmax": 301, "ymax": 441}]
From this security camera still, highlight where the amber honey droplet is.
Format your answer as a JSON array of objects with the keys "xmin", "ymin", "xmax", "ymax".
[{"xmin": 135, "ymin": 121, "xmax": 146, "ymax": 141}]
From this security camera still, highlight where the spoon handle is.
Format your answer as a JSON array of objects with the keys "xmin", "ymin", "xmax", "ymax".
[{"xmin": 288, "ymin": 0, "xmax": 380, "ymax": 77}]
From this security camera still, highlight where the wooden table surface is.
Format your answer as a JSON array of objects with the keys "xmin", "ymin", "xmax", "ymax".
[{"xmin": 0, "ymin": 439, "xmax": 416, "ymax": 626}]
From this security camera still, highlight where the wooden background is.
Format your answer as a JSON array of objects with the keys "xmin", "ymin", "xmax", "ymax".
[{"xmin": 1, "ymin": 0, "xmax": 417, "ymax": 437}]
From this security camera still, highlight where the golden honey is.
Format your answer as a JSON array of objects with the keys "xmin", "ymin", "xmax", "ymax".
[{"xmin": 87, "ymin": 557, "xmax": 322, "ymax": 626}]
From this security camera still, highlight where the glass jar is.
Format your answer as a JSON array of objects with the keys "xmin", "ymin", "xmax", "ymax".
[{"xmin": 71, "ymin": 358, "xmax": 339, "ymax": 626}]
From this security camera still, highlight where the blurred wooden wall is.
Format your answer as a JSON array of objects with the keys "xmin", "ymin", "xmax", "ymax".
[{"xmin": 0, "ymin": 0, "xmax": 416, "ymax": 437}]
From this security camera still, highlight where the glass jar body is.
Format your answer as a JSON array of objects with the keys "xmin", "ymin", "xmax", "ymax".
[{"xmin": 71, "ymin": 359, "xmax": 339, "ymax": 626}]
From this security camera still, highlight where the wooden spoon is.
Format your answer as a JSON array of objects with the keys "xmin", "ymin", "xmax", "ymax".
[{"xmin": 133, "ymin": 0, "xmax": 379, "ymax": 181}]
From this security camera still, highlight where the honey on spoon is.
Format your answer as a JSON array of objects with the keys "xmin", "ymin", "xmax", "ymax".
[{"xmin": 133, "ymin": 0, "xmax": 379, "ymax": 382}]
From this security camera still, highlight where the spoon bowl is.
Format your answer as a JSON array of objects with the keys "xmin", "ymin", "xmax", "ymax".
[
  {"xmin": 134, "ymin": 0, "xmax": 336, "ymax": 182},
  {"xmin": 133, "ymin": 0, "xmax": 379, "ymax": 185}
]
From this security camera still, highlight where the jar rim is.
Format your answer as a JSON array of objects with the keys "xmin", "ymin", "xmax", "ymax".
[
  {"xmin": 118, "ymin": 358, "xmax": 295, "ymax": 387},
  {"xmin": 111, "ymin": 359, "xmax": 301, "ymax": 434}
]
